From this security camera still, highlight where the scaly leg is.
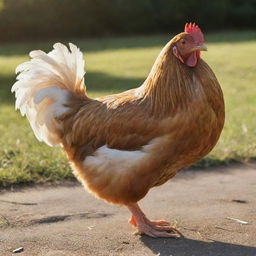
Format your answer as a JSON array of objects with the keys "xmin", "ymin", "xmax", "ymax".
[{"xmin": 127, "ymin": 203, "xmax": 183, "ymax": 238}]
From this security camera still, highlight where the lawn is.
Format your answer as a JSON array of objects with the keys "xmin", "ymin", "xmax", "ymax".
[{"xmin": 1, "ymin": 31, "xmax": 256, "ymax": 187}]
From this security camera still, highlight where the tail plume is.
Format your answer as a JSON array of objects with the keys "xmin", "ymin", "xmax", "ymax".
[{"xmin": 12, "ymin": 43, "xmax": 86, "ymax": 146}]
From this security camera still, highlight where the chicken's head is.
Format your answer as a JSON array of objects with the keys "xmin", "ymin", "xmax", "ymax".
[{"xmin": 172, "ymin": 23, "xmax": 207, "ymax": 67}]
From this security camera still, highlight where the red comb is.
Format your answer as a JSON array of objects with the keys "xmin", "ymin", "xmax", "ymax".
[{"xmin": 185, "ymin": 23, "xmax": 204, "ymax": 44}]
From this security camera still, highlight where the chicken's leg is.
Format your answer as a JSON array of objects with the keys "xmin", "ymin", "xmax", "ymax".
[{"xmin": 127, "ymin": 203, "xmax": 183, "ymax": 238}]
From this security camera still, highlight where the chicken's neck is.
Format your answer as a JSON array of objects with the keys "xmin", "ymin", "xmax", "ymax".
[{"xmin": 139, "ymin": 42, "xmax": 201, "ymax": 117}]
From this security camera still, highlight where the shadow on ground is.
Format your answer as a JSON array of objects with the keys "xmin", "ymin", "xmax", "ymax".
[
  {"xmin": 85, "ymin": 72, "xmax": 143, "ymax": 93},
  {"xmin": 141, "ymin": 237, "xmax": 256, "ymax": 256},
  {"xmin": 0, "ymin": 71, "xmax": 144, "ymax": 104}
]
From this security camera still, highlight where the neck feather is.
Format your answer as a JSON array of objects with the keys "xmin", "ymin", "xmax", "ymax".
[{"xmin": 138, "ymin": 41, "xmax": 201, "ymax": 117}]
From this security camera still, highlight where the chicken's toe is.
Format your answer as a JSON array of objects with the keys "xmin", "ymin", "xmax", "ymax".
[
  {"xmin": 134, "ymin": 223, "xmax": 180, "ymax": 238},
  {"xmin": 127, "ymin": 203, "xmax": 183, "ymax": 238}
]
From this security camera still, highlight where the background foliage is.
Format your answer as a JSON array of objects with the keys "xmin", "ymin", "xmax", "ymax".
[{"xmin": 0, "ymin": 0, "xmax": 255, "ymax": 41}]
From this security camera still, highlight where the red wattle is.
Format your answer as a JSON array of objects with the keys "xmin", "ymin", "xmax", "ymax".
[{"xmin": 186, "ymin": 51, "xmax": 198, "ymax": 67}]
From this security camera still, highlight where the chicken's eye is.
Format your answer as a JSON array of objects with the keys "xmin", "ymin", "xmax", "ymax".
[{"xmin": 181, "ymin": 39, "xmax": 186, "ymax": 45}]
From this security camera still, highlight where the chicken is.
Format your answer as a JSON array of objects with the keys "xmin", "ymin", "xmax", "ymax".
[{"xmin": 12, "ymin": 23, "xmax": 224, "ymax": 238}]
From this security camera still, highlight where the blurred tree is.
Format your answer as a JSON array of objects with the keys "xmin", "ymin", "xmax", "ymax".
[
  {"xmin": 228, "ymin": 0, "xmax": 256, "ymax": 28},
  {"xmin": 0, "ymin": 0, "xmax": 254, "ymax": 41}
]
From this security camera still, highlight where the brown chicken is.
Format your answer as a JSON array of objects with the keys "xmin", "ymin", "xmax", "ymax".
[{"xmin": 12, "ymin": 23, "xmax": 224, "ymax": 238}]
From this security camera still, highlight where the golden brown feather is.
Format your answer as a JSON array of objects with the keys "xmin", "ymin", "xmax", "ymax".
[
  {"xmin": 13, "ymin": 25, "xmax": 224, "ymax": 237},
  {"xmin": 57, "ymin": 33, "xmax": 224, "ymax": 205}
]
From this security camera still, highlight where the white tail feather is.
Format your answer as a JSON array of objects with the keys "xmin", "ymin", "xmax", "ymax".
[{"xmin": 12, "ymin": 43, "xmax": 86, "ymax": 146}]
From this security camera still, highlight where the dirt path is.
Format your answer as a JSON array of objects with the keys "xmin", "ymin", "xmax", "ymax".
[{"xmin": 0, "ymin": 164, "xmax": 255, "ymax": 256}]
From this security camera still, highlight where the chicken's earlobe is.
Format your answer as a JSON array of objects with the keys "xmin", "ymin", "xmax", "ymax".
[{"xmin": 172, "ymin": 46, "xmax": 184, "ymax": 64}]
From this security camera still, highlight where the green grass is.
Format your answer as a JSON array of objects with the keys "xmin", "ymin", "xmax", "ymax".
[{"xmin": 1, "ymin": 31, "xmax": 256, "ymax": 187}]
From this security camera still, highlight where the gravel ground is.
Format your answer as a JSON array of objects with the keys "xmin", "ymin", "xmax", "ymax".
[{"xmin": 0, "ymin": 164, "xmax": 255, "ymax": 256}]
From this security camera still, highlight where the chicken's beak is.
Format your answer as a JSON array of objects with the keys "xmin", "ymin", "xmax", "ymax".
[{"xmin": 192, "ymin": 44, "xmax": 208, "ymax": 52}]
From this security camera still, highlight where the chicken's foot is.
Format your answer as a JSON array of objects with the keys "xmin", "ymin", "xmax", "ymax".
[{"xmin": 127, "ymin": 203, "xmax": 183, "ymax": 238}]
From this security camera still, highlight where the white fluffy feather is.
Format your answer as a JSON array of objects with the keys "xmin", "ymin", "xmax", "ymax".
[
  {"xmin": 12, "ymin": 43, "xmax": 85, "ymax": 146},
  {"xmin": 84, "ymin": 146, "xmax": 147, "ymax": 174},
  {"xmin": 83, "ymin": 137, "xmax": 162, "ymax": 175}
]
